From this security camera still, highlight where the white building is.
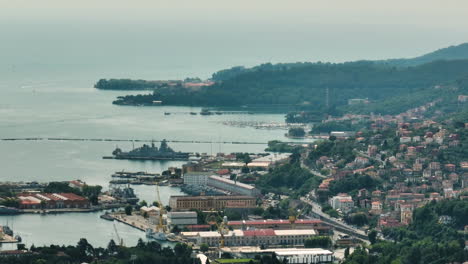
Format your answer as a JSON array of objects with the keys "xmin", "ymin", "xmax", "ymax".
[
  {"xmin": 167, "ymin": 211, "xmax": 198, "ymax": 227},
  {"xmin": 183, "ymin": 229, "xmax": 316, "ymax": 247},
  {"xmin": 208, "ymin": 175, "xmax": 260, "ymax": 197},
  {"xmin": 183, "ymin": 172, "xmax": 210, "ymax": 187},
  {"xmin": 330, "ymin": 193, "xmax": 354, "ymax": 213},
  {"xmin": 275, "ymin": 248, "xmax": 333, "ymax": 264},
  {"xmin": 221, "ymin": 247, "xmax": 333, "ymax": 264}
]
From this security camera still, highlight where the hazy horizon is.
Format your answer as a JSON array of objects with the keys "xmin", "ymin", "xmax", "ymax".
[{"xmin": 1, "ymin": 0, "xmax": 468, "ymax": 79}]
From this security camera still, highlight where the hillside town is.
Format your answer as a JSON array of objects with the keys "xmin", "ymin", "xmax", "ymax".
[{"xmin": 1, "ymin": 95, "xmax": 468, "ymax": 263}]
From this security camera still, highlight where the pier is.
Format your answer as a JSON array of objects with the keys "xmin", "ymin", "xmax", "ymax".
[{"xmin": 1, "ymin": 137, "xmax": 314, "ymax": 145}]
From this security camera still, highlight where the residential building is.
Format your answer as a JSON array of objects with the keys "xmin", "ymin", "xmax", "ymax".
[{"xmin": 330, "ymin": 193, "xmax": 354, "ymax": 213}]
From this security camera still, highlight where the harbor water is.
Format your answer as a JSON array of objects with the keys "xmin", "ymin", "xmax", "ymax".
[{"xmin": 0, "ymin": 76, "xmax": 314, "ymax": 249}]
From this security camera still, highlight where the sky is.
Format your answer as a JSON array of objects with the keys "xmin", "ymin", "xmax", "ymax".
[{"xmin": 0, "ymin": 0, "xmax": 467, "ymax": 79}]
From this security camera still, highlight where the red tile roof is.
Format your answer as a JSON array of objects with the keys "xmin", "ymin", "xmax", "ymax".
[
  {"xmin": 243, "ymin": 229, "xmax": 276, "ymax": 237},
  {"xmin": 228, "ymin": 219, "xmax": 321, "ymax": 226}
]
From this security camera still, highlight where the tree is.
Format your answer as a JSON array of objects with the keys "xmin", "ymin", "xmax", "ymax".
[
  {"xmin": 77, "ymin": 238, "xmax": 94, "ymax": 262},
  {"xmin": 82, "ymin": 185, "xmax": 102, "ymax": 205},
  {"xmin": 368, "ymin": 229, "xmax": 377, "ymax": 245},
  {"xmin": 125, "ymin": 205, "xmax": 133, "ymax": 215},
  {"xmin": 139, "ymin": 200, "xmax": 148, "ymax": 207},
  {"xmin": 288, "ymin": 127, "xmax": 306, "ymax": 137},
  {"xmin": 107, "ymin": 239, "xmax": 117, "ymax": 254},
  {"xmin": 134, "ymin": 238, "xmax": 145, "ymax": 249},
  {"xmin": 165, "ymin": 205, "xmax": 172, "ymax": 212},
  {"xmin": 304, "ymin": 236, "xmax": 332, "ymax": 248},
  {"xmin": 200, "ymin": 243, "xmax": 209, "ymax": 253},
  {"xmin": 174, "ymin": 243, "xmax": 191, "ymax": 257},
  {"xmin": 171, "ymin": 225, "xmax": 181, "ymax": 234},
  {"xmin": 344, "ymin": 247, "xmax": 350, "ymax": 258}
]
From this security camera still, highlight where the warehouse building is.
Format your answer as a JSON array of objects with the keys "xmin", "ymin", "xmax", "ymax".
[
  {"xmin": 167, "ymin": 211, "xmax": 198, "ymax": 227},
  {"xmin": 17, "ymin": 193, "xmax": 90, "ymax": 209}
]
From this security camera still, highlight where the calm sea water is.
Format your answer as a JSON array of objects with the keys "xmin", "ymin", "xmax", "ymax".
[{"xmin": 0, "ymin": 67, "xmax": 313, "ymax": 249}]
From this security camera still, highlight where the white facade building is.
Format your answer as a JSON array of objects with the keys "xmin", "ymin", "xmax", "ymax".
[
  {"xmin": 167, "ymin": 211, "xmax": 198, "ymax": 227},
  {"xmin": 182, "ymin": 229, "xmax": 316, "ymax": 247},
  {"xmin": 221, "ymin": 247, "xmax": 333, "ymax": 264},
  {"xmin": 208, "ymin": 175, "xmax": 260, "ymax": 196},
  {"xmin": 183, "ymin": 173, "xmax": 210, "ymax": 186},
  {"xmin": 330, "ymin": 193, "xmax": 354, "ymax": 213}
]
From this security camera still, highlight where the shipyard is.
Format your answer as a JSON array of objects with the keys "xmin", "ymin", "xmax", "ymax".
[{"xmin": 2, "ymin": 3, "xmax": 468, "ymax": 262}]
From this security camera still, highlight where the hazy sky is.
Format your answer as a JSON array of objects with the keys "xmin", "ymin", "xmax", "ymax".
[
  {"xmin": 2, "ymin": 0, "xmax": 467, "ymax": 26},
  {"xmin": 1, "ymin": 0, "xmax": 468, "ymax": 79}
]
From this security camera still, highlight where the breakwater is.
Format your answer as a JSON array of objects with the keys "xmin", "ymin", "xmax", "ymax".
[{"xmin": 1, "ymin": 137, "xmax": 313, "ymax": 145}]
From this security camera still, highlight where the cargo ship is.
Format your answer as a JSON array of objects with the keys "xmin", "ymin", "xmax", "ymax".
[{"xmin": 106, "ymin": 140, "xmax": 189, "ymax": 160}]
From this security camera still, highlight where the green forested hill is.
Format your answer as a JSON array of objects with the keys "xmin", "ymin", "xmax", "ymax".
[
  {"xmin": 379, "ymin": 42, "xmax": 468, "ymax": 66},
  {"xmin": 114, "ymin": 60, "xmax": 468, "ymax": 110}
]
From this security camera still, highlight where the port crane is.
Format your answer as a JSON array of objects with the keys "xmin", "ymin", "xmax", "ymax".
[
  {"xmin": 113, "ymin": 221, "xmax": 124, "ymax": 246},
  {"xmin": 206, "ymin": 214, "xmax": 229, "ymax": 248},
  {"xmin": 289, "ymin": 208, "xmax": 304, "ymax": 229},
  {"xmin": 155, "ymin": 183, "xmax": 167, "ymax": 233},
  {"xmin": 145, "ymin": 183, "xmax": 168, "ymax": 240}
]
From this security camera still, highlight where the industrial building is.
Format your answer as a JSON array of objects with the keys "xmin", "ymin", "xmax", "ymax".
[
  {"xmin": 183, "ymin": 172, "xmax": 211, "ymax": 186},
  {"xmin": 182, "ymin": 229, "xmax": 317, "ymax": 247},
  {"xmin": 208, "ymin": 175, "xmax": 260, "ymax": 197},
  {"xmin": 222, "ymin": 153, "xmax": 291, "ymax": 169},
  {"xmin": 167, "ymin": 211, "xmax": 198, "ymax": 227},
  {"xmin": 17, "ymin": 193, "xmax": 90, "ymax": 209},
  {"xmin": 169, "ymin": 195, "xmax": 256, "ymax": 211},
  {"xmin": 228, "ymin": 219, "xmax": 330, "ymax": 234},
  {"xmin": 221, "ymin": 247, "xmax": 333, "ymax": 264}
]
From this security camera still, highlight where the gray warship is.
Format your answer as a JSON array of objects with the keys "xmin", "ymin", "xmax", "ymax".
[{"xmin": 108, "ymin": 140, "xmax": 189, "ymax": 160}]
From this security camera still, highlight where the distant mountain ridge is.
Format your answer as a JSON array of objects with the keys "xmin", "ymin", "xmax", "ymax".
[
  {"xmin": 376, "ymin": 42, "xmax": 468, "ymax": 66},
  {"xmin": 210, "ymin": 43, "xmax": 468, "ymax": 81}
]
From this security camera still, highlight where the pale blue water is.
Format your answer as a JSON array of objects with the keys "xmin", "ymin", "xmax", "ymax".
[{"xmin": 0, "ymin": 66, "xmax": 312, "ymax": 249}]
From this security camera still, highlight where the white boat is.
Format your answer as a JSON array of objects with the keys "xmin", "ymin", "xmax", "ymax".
[{"xmin": 145, "ymin": 228, "xmax": 167, "ymax": 241}]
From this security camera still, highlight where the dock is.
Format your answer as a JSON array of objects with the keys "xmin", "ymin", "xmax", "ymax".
[
  {"xmin": 0, "ymin": 226, "xmax": 18, "ymax": 244},
  {"xmin": 0, "ymin": 234, "xmax": 18, "ymax": 244},
  {"xmin": 107, "ymin": 213, "xmax": 150, "ymax": 232}
]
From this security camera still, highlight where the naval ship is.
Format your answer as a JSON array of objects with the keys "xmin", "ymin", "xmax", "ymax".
[{"xmin": 106, "ymin": 139, "xmax": 189, "ymax": 161}]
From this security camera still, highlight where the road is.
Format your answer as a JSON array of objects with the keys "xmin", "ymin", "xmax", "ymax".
[
  {"xmin": 353, "ymin": 149, "xmax": 384, "ymax": 165},
  {"xmin": 300, "ymin": 157, "xmax": 327, "ymax": 179},
  {"xmin": 300, "ymin": 197, "xmax": 369, "ymax": 242}
]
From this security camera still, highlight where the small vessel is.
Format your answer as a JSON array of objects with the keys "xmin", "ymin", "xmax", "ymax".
[
  {"xmin": 164, "ymin": 112, "xmax": 171, "ymax": 115},
  {"xmin": 200, "ymin": 109, "xmax": 212, "ymax": 115},
  {"xmin": 146, "ymin": 229, "xmax": 167, "ymax": 241},
  {"xmin": 100, "ymin": 213, "xmax": 114, "ymax": 221},
  {"xmin": 0, "ymin": 206, "xmax": 19, "ymax": 215},
  {"xmin": 190, "ymin": 112, "xmax": 197, "ymax": 115}
]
